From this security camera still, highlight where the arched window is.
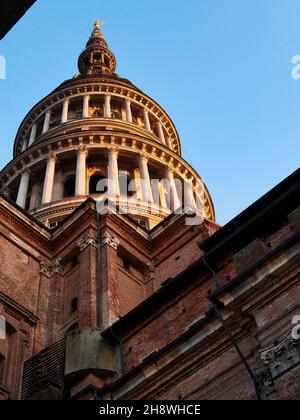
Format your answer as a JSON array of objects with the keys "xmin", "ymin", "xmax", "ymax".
[
  {"xmin": 89, "ymin": 174, "xmax": 107, "ymax": 194},
  {"xmin": 64, "ymin": 177, "xmax": 75, "ymax": 197},
  {"xmin": 71, "ymin": 297, "xmax": 78, "ymax": 313}
]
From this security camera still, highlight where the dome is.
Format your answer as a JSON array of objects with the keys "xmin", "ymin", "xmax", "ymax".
[{"xmin": 0, "ymin": 22, "xmax": 215, "ymax": 229}]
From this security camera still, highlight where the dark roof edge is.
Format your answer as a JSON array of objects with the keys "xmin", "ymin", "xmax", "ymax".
[
  {"xmin": 102, "ymin": 169, "xmax": 300, "ymax": 338},
  {"xmin": 93, "ymin": 309, "xmax": 215, "ymax": 399},
  {"xmin": 0, "ymin": 192, "xmax": 52, "ymax": 233}
]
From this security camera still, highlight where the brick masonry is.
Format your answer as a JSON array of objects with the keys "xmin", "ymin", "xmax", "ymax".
[{"xmin": 0, "ymin": 169, "xmax": 299, "ymax": 400}]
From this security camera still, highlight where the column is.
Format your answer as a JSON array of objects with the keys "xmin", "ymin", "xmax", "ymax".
[
  {"xmin": 16, "ymin": 170, "xmax": 30, "ymax": 209},
  {"xmin": 157, "ymin": 122, "xmax": 166, "ymax": 145},
  {"xmin": 28, "ymin": 124, "xmax": 37, "ymax": 147},
  {"xmin": 133, "ymin": 168, "xmax": 142, "ymax": 200},
  {"xmin": 184, "ymin": 179, "xmax": 196, "ymax": 210},
  {"xmin": 21, "ymin": 139, "xmax": 28, "ymax": 152},
  {"xmin": 125, "ymin": 99, "xmax": 133, "ymax": 123},
  {"xmin": 75, "ymin": 147, "xmax": 88, "ymax": 196},
  {"xmin": 29, "ymin": 182, "xmax": 40, "ymax": 210},
  {"xmin": 107, "ymin": 148, "xmax": 120, "ymax": 196},
  {"xmin": 42, "ymin": 111, "xmax": 51, "ymax": 134},
  {"xmin": 42, "ymin": 154, "xmax": 56, "ymax": 204},
  {"xmin": 104, "ymin": 94, "xmax": 111, "ymax": 118},
  {"xmin": 165, "ymin": 166, "xmax": 181, "ymax": 211},
  {"xmin": 166, "ymin": 137, "xmax": 173, "ymax": 150},
  {"xmin": 143, "ymin": 108, "xmax": 151, "ymax": 131},
  {"xmin": 83, "ymin": 95, "xmax": 90, "ymax": 118},
  {"xmin": 138, "ymin": 153, "xmax": 153, "ymax": 203},
  {"xmin": 61, "ymin": 98, "xmax": 69, "ymax": 124},
  {"xmin": 159, "ymin": 182, "xmax": 167, "ymax": 208}
]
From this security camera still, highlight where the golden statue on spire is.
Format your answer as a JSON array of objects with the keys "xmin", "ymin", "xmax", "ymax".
[{"xmin": 94, "ymin": 20, "xmax": 105, "ymax": 30}]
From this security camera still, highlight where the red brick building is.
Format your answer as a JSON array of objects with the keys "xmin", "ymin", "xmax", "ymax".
[{"xmin": 0, "ymin": 23, "xmax": 299, "ymax": 400}]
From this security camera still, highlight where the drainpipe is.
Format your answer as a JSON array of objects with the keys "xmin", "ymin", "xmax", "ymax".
[
  {"xmin": 109, "ymin": 327, "xmax": 126, "ymax": 377},
  {"xmin": 96, "ymin": 210, "xmax": 102, "ymax": 328},
  {"xmin": 96, "ymin": 208, "xmax": 125, "ymax": 377},
  {"xmin": 203, "ymin": 257, "xmax": 262, "ymax": 401}
]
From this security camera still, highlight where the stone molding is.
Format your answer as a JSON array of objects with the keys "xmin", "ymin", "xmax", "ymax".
[
  {"xmin": 77, "ymin": 230, "xmax": 98, "ymax": 252},
  {"xmin": 40, "ymin": 257, "xmax": 64, "ymax": 278},
  {"xmin": 100, "ymin": 232, "xmax": 120, "ymax": 250}
]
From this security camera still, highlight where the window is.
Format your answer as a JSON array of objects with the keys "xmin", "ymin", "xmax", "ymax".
[
  {"xmin": 119, "ymin": 172, "xmax": 135, "ymax": 197},
  {"xmin": 111, "ymin": 109, "xmax": 121, "ymax": 120},
  {"xmin": 71, "ymin": 298, "xmax": 78, "ymax": 313},
  {"xmin": 49, "ymin": 221, "xmax": 58, "ymax": 229},
  {"xmin": 137, "ymin": 219, "xmax": 148, "ymax": 230},
  {"xmin": 89, "ymin": 174, "xmax": 107, "ymax": 194},
  {"xmin": 64, "ymin": 177, "xmax": 76, "ymax": 197},
  {"xmin": 71, "ymin": 254, "xmax": 78, "ymax": 268},
  {"xmin": 0, "ymin": 354, "xmax": 5, "ymax": 384},
  {"xmin": 123, "ymin": 259, "xmax": 130, "ymax": 270}
]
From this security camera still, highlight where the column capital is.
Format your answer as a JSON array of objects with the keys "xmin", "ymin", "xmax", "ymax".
[
  {"xmin": 63, "ymin": 97, "xmax": 70, "ymax": 103},
  {"xmin": 138, "ymin": 151, "xmax": 149, "ymax": 162},
  {"xmin": 184, "ymin": 177, "xmax": 194, "ymax": 185},
  {"xmin": 0, "ymin": 185, "xmax": 10, "ymax": 197},
  {"xmin": 47, "ymin": 152, "xmax": 57, "ymax": 162},
  {"xmin": 40, "ymin": 258, "xmax": 64, "ymax": 278},
  {"xmin": 165, "ymin": 163, "xmax": 175, "ymax": 174},
  {"xmin": 77, "ymin": 230, "xmax": 97, "ymax": 252},
  {"xmin": 100, "ymin": 232, "xmax": 120, "ymax": 250},
  {"xmin": 106, "ymin": 146, "xmax": 119, "ymax": 157},
  {"xmin": 76, "ymin": 146, "xmax": 88, "ymax": 156},
  {"xmin": 21, "ymin": 167, "xmax": 32, "ymax": 176}
]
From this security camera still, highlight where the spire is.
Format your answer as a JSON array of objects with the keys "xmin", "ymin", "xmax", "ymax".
[
  {"xmin": 78, "ymin": 20, "xmax": 116, "ymax": 76},
  {"xmin": 87, "ymin": 20, "xmax": 107, "ymax": 48}
]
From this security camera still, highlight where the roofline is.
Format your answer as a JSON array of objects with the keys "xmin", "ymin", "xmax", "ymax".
[{"xmin": 102, "ymin": 168, "xmax": 300, "ymax": 338}]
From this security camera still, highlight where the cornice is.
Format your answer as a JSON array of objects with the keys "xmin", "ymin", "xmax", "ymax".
[
  {"xmin": 0, "ymin": 290, "xmax": 38, "ymax": 326},
  {"xmin": 0, "ymin": 196, "xmax": 52, "ymax": 255},
  {"xmin": 13, "ymin": 80, "xmax": 181, "ymax": 157},
  {"xmin": 1, "ymin": 130, "xmax": 215, "ymax": 222}
]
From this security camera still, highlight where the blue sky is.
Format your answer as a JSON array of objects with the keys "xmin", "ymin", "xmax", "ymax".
[{"xmin": 0, "ymin": 0, "xmax": 299, "ymax": 225}]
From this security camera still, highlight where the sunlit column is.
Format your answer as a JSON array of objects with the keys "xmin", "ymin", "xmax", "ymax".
[
  {"xmin": 138, "ymin": 153, "xmax": 153, "ymax": 203},
  {"xmin": 29, "ymin": 182, "xmax": 40, "ymax": 210},
  {"xmin": 42, "ymin": 111, "xmax": 51, "ymax": 134},
  {"xmin": 16, "ymin": 170, "xmax": 30, "ymax": 209},
  {"xmin": 61, "ymin": 98, "xmax": 69, "ymax": 123},
  {"xmin": 166, "ymin": 137, "xmax": 173, "ymax": 150},
  {"xmin": 28, "ymin": 124, "xmax": 37, "ymax": 147},
  {"xmin": 104, "ymin": 94, "xmax": 111, "ymax": 118},
  {"xmin": 184, "ymin": 179, "xmax": 196, "ymax": 210},
  {"xmin": 125, "ymin": 99, "xmax": 133, "ymax": 123},
  {"xmin": 75, "ymin": 147, "xmax": 88, "ymax": 196},
  {"xmin": 159, "ymin": 182, "xmax": 167, "ymax": 208},
  {"xmin": 83, "ymin": 95, "xmax": 90, "ymax": 118},
  {"xmin": 133, "ymin": 168, "xmax": 142, "ymax": 200},
  {"xmin": 42, "ymin": 154, "xmax": 56, "ymax": 204},
  {"xmin": 143, "ymin": 108, "xmax": 151, "ymax": 131},
  {"xmin": 165, "ymin": 166, "xmax": 181, "ymax": 211},
  {"xmin": 157, "ymin": 122, "xmax": 166, "ymax": 145},
  {"xmin": 21, "ymin": 139, "xmax": 28, "ymax": 152},
  {"xmin": 107, "ymin": 148, "xmax": 120, "ymax": 196}
]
